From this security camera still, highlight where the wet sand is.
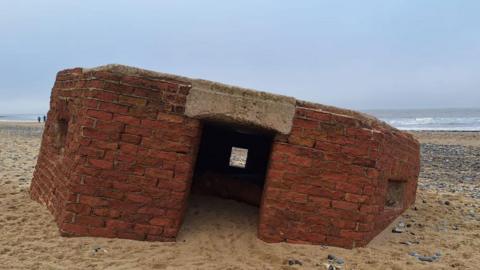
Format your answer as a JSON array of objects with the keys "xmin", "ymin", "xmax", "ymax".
[{"xmin": 0, "ymin": 122, "xmax": 479, "ymax": 269}]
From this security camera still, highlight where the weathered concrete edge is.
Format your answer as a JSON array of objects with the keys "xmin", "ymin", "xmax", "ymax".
[{"xmin": 185, "ymin": 86, "xmax": 296, "ymax": 134}]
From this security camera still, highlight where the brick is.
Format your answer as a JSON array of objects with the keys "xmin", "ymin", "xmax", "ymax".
[
  {"xmin": 321, "ymin": 172, "xmax": 347, "ymax": 182},
  {"xmin": 79, "ymin": 195, "xmax": 108, "ymax": 207},
  {"xmin": 117, "ymin": 231, "xmax": 145, "ymax": 240},
  {"xmin": 314, "ymin": 141, "xmax": 342, "ymax": 153},
  {"xmin": 86, "ymin": 109, "xmax": 113, "ymax": 121},
  {"xmin": 336, "ymin": 220, "xmax": 356, "ymax": 229},
  {"xmin": 157, "ymin": 112, "xmax": 184, "ymax": 123},
  {"xmin": 336, "ymin": 182, "xmax": 363, "ymax": 194},
  {"xmin": 359, "ymin": 205, "xmax": 379, "ymax": 214},
  {"xmin": 82, "ymin": 127, "xmax": 110, "ymax": 141},
  {"xmin": 288, "ymin": 155, "xmax": 312, "ymax": 167},
  {"xmin": 88, "ymin": 227, "xmax": 117, "ymax": 238},
  {"xmin": 309, "ymin": 196, "xmax": 331, "ymax": 208},
  {"xmin": 357, "ymin": 222, "xmax": 375, "ymax": 232},
  {"xmin": 285, "ymin": 192, "xmax": 308, "ymax": 204},
  {"xmin": 121, "ymin": 133, "xmax": 141, "ymax": 144},
  {"xmin": 332, "ymin": 200, "xmax": 359, "ymax": 211},
  {"xmin": 288, "ymin": 135, "xmax": 315, "ymax": 147},
  {"xmin": 109, "ymin": 200, "xmax": 143, "ymax": 214},
  {"xmin": 78, "ymin": 146, "xmax": 105, "ymax": 158},
  {"xmin": 95, "ymin": 120, "xmax": 125, "ymax": 134},
  {"xmin": 75, "ymin": 215, "xmax": 105, "ymax": 227},
  {"xmin": 140, "ymin": 119, "xmax": 164, "ymax": 129},
  {"xmin": 113, "ymin": 114, "xmax": 141, "ymax": 125},
  {"xmin": 149, "ymin": 150, "xmax": 177, "ymax": 161},
  {"xmin": 149, "ymin": 217, "xmax": 171, "ymax": 226},
  {"xmin": 345, "ymin": 193, "xmax": 369, "ymax": 203},
  {"xmin": 70, "ymin": 184, "xmax": 97, "ymax": 195},
  {"xmin": 116, "ymin": 153, "xmax": 136, "ymax": 163},
  {"xmin": 85, "ymin": 80, "xmax": 105, "ymax": 89},
  {"xmin": 95, "ymin": 189, "xmax": 124, "ymax": 200},
  {"xmin": 339, "ymin": 230, "xmax": 365, "ymax": 241},
  {"xmin": 165, "ymin": 180, "xmax": 188, "ymax": 192},
  {"xmin": 125, "ymin": 125, "xmax": 152, "ymax": 137},
  {"xmin": 91, "ymin": 140, "xmax": 118, "ymax": 150},
  {"xmin": 111, "ymin": 181, "xmax": 141, "ymax": 192},
  {"xmin": 138, "ymin": 207, "xmax": 166, "ymax": 216},
  {"xmin": 126, "ymin": 193, "xmax": 152, "ymax": 204},
  {"xmin": 134, "ymin": 224, "xmax": 164, "ymax": 235},
  {"xmin": 145, "ymin": 168, "xmax": 174, "ymax": 179},
  {"xmin": 119, "ymin": 95, "xmax": 147, "ymax": 106},
  {"xmin": 163, "ymin": 227, "xmax": 180, "ymax": 238},
  {"xmin": 88, "ymin": 159, "xmax": 113, "ymax": 170},
  {"xmin": 119, "ymin": 143, "xmax": 139, "ymax": 154},
  {"xmin": 93, "ymin": 208, "xmax": 121, "ymax": 218},
  {"xmin": 106, "ymin": 219, "xmax": 133, "ymax": 230},
  {"xmin": 366, "ymin": 168, "xmax": 379, "ymax": 179},
  {"xmin": 304, "ymin": 110, "xmax": 331, "ymax": 122},
  {"xmin": 88, "ymin": 90, "xmax": 118, "ymax": 102},
  {"xmin": 82, "ymin": 98, "xmax": 99, "ymax": 108},
  {"xmin": 65, "ymin": 203, "xmax": 91, "ymax": 215},
  {"xmin": 293, "ymin": 118, "xmax": 318, "ymax": 129},
  {"xmin": 300, "ymin": 186, "xmax": 344, "ymax": 200},
  {"xmin": 98, "ymin": 102, "xmax": 129, "ymax": 114}
]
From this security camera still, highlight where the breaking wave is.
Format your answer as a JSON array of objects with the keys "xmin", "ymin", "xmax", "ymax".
[{"xmin": 365, "ymin": 109, "xmax": 480, "ymax": 131}]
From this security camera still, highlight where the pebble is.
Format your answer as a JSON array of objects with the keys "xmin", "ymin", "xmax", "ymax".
[
  {"xmin": 409, "ymin": 251, "xmax": 441, "ymax": 262},
  {"xmin": 392, "ymin": 222, "xmax": 406, "ymax": 233},
  {"xmin": 400, "ymin": 240, "xmax": 419, "ymax": 246},
  {"xmin": 419, "ymin": 143, "xmax": 480, "ymax": 199},
  {"xmin": 91, "ymin": 245, "xmax": 108, "ymax": 255},
  {"xmin": 327, "ymin": 254, "xmax": 345, "ymax": 265},
  {"xmin": 287, "ymin": 259, "xmax": 302, "ymax": 266}
]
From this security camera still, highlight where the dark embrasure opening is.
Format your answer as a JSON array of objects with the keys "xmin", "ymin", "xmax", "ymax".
[
  {"xmin": 191, "ymin": 122, "xmax": 274, "ymax": 206},
  {"xmin": 385, "ymin": 180, "xmax": 406, "ymax": 209},
  {"xmin": 54, "ymin": 118, "xmax": 69, "ymax": 152}
]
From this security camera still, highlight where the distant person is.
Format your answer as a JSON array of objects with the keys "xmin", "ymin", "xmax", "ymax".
[
  {"xmin": 37, "ymin": 116, "xmax": 41, "ymax": 123},
  {"xmin": 43, "ymin": 115, "xmax": 46, "ymax": 122}
]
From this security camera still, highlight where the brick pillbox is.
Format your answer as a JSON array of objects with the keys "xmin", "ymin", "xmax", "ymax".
[{"xmin": 30, "ymin": 64, "xmax": 420, "ymax": 248}]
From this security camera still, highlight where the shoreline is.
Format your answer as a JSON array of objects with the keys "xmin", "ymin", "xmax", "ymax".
[
  {"xmin": 1, "ymin": 120, "xmax": 480, "ymax": 131},
  {"xmin": 410, "ymin": 130, "xmax": 480, "ymax": 132}
]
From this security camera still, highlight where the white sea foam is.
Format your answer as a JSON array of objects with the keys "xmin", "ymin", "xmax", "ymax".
[{"xmin": 365, "ymin": 109, "xmax": 480, "ymax": 131}]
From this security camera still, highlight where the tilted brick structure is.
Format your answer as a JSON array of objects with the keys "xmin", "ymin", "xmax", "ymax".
[{"xmin": 30, "ymin": 64, "xmax": 420, "ymax": 248}]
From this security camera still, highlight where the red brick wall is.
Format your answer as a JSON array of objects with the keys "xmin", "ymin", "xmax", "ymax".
[
  {"xmin": 31, "ymin": 67, "xmax": 420, "ymax": 248},
  {"xmin": 31, "ymin": 68, "xmax": 201, "ymax": 241},
  {"xmin": 370, "ymin": 130, "xmax": 420, "ymax": 239},
  {"xmin": 258, "ymin": 105, "xmax": 420, "ymax": 248}
]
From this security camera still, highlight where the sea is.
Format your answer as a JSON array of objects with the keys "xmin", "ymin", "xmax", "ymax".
[
  {"xmin": 364, "ymin": 108, "xmax": 480, "ymax": 131},
  {"xmin": 1, "ymin": 109, "xmax": 480, "ymax": 131},
  {"xmin": 0, "ymin": 114, "xmax": 46, "ymax": 122}
]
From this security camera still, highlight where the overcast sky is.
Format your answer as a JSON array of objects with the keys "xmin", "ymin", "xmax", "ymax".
[{"xmin": 1, "ymin": 0, "xmax": 479, "ymax": 114}]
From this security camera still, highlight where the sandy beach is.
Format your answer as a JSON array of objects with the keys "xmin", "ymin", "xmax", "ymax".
[{"xmin": 0, "ymin": 122, "xmax": 479, "ymax": 269}]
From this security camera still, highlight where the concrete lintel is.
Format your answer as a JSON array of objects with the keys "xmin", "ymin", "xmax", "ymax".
[{"xmin": 185, "ymin": 83, "xmax": 296, "ymax": 134}]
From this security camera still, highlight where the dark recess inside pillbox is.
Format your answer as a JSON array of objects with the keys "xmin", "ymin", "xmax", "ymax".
[{"xmin": 191, "ymin": 121, "xmax": 274, "ymax": 206}]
